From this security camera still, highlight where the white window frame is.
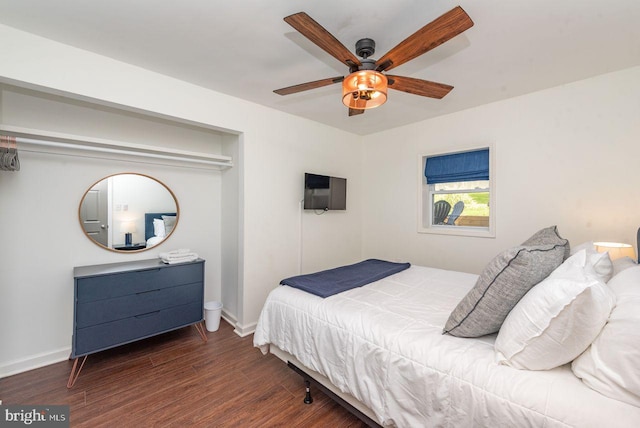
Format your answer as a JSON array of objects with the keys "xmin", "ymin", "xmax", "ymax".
[{"xmin": 417, "ymin": 144, "xmax": 496, "ymax": 238}]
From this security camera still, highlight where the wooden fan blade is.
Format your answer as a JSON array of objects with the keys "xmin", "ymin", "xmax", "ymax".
[
  {"xmin": 284, "ymin": 12, "xmax": 361, "ymax": 68},
  {"xmin": 348, "ymin": 108, "xmax": 365, "ymax": 116},
  {"xmin": 387, "ymin": 75, "xmax": 453, "ymax": 99},
  {"xmin": 274, "ymin": 76, "xmax": 344, "ymax": 96},
  {"xmin": 376, "ymin": 6, "xmax": 473, "ymax": 72}
]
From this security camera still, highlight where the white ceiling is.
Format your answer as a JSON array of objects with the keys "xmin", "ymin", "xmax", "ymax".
[{"xmin": 0, "ymin": 0, "xmax": 639, "ymax": 135}]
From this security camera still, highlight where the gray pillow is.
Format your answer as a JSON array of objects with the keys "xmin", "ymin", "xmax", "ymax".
[
  {"xmin": 162, "ymin": 215, "xmax": 177, "ymax": 235},
  {"xmin": 521, "ymin": 225, "xmax": 570, "ymax": 260},
  {"xmin": 443, "ymin": 228, "xmax": 569, "ymax": 337}
]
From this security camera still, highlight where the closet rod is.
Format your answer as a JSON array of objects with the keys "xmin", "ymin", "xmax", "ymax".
[{"xmin": 15, "ymin": 137, "xmax": 233, "ymax": 167}]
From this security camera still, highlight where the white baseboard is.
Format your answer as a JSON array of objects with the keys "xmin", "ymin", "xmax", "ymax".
[
  {"xmin": 233, "ymin": 321, "xmax": 257, "ymax": 337},
  {"xmin": 220, "ymin": 308, "xmax": 236, "ymax": 326},
  {"xmin": 220, "ymin": 308, "xmax": 256, "ymax": 337},
  {"xmin": 0, "ymin": 347, "xmax": 71, "ymax": 379}
]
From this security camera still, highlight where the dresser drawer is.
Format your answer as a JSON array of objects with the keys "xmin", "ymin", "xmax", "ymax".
[
  {"xmin": 75, "ymin": 282, "xmax": 203, "ymax": 328},
  {"xmin": 76, "ymin": 262, "xmax": 204, "ymax": 302},
  {"xmin": 73, "ymin": 301, "xmax": 203, "ymax": 357}
]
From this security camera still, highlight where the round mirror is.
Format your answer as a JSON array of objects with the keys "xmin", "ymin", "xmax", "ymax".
[{"xmin": 79, "ymin": 173, "xmax": 179, "ymax": 252}]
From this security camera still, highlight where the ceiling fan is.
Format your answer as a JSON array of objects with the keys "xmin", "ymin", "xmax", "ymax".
[{"xmin": 274, "ymin": 6, "xmax": 474, "ymax": 116}]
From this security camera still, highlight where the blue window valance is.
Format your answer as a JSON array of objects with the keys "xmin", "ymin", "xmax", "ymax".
[{"xmin": 425, "ymin": 148, "xmax": 489, "ymax": 184}]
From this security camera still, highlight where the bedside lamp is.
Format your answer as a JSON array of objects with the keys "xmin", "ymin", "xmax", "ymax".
[
  {"xmin": 594, "ymin": 242, "xmax": 636, "ymax": 261},
  {"xmin": 120, "ymin": 221, "xmax": 136, "ymax": 246}
]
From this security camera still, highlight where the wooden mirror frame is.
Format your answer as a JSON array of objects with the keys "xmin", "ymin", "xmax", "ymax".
[{"xmin": 78, "ymin": 173, "xmax": 179, "ymax": 253}]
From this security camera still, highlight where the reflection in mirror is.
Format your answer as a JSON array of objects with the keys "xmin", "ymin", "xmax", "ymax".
[{"xmin": 79, "ymin": 173, "xmax": 179, "ymax": 252}]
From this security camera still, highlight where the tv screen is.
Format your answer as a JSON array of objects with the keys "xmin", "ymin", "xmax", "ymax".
[{"xmin": 304, "ymin": 173, "xmax": 346, "ymax": 210}]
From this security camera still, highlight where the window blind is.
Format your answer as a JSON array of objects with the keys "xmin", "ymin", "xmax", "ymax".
[{"xmin": 424, "ymin": 148, "xmax": 489, "ymax": 184}]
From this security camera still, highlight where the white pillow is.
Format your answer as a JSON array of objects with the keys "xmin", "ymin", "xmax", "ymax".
[
  {"xmin": 611, "ymin": 256, "xmax": 637, "ymax": 277},
  {"xmin": 495, "ymin": 250, "xmax": 616, "ymax": 370},
  {"xmin": 570, "ymin": 241, "xmax": 614, "ymax": 282},
  {"xmin": 153, "ymin": 218, "xmax": 166, "ymax": 238},
  {"xmin": 146, "ymin": 235, "xmax": 163, "ymax": 248},
  {"xmin": 572, "ymin": 265, "xmax": 640, "ymax": 407},
  {"xmin": 570, "ymin": 241, "xmax": 595, "ymax": 255}
]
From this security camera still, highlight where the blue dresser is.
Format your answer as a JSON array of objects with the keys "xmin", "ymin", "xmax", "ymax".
[{"xmin": 68, "ymin": 258, "xmax": 206, "ymax": 387}]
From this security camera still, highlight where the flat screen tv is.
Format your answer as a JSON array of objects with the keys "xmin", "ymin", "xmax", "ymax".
[{"xmin": 304, "ymin": 173, "xmax": 347, "ymax": 210}]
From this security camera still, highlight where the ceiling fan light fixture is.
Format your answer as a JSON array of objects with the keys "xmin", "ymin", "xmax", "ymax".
[{"xmin": 342, "ymin": 70, "xmax": 388, "ymax": 109}]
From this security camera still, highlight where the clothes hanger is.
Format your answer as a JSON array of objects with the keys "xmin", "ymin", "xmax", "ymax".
[
  {"xmin": 0, "ymin": 135, "xmax": 20, "ymax": 171},
  {"xmin": 0, "ymin": 136, "xmax": 8, "ymax": 170}
]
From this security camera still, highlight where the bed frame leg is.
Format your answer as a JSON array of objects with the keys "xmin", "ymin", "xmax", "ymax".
[
  {"xmin": 287, "ymin": 361, "xmax": 381, "ymax": 427},
  {"xmin": 304, "ymin": 380, "xmax": 313, "ymax": 404}
]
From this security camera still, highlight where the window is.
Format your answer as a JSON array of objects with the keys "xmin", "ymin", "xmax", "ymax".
[{"xmin": 418, "ymin": 147, "xmax": 494, "ymax": 237}]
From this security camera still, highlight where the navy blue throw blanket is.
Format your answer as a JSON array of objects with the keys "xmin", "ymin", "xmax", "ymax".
[{"xmin": 280, "ymin": 259, "xmax": 411, "ymax": 298}]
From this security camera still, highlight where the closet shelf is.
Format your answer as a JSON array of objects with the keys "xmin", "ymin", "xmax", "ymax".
[{"xmin": 0, "ymin": 124, "xmax": 233, "ymax": 169}]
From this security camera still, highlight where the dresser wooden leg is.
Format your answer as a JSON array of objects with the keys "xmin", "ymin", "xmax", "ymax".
[
  {"xmin": 67, "ymin": 355, "xmax": 88, "ymax": 389},
  {"xmin": 194, "ymin": 322, "xmax": 208, "ymax": 342}
]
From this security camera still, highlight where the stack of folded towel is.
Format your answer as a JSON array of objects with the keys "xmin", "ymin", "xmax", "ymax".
[{"xmin": 159, "ymin": 249, "xmax": 199, "ymax": 264}]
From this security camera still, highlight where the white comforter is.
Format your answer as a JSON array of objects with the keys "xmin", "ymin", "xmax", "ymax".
[{"xmin": 253, "ymin": 265, "xmax": 640, "ymax": 427}]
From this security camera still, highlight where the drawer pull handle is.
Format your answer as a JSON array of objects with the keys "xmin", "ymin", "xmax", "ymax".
[
  {"xmin": 135, "ymin": 310, "xmax": 160, "ymax": 319},
  {"xmin": 136, "ymin": 289, "xmax": 161, "ymax": 295}
]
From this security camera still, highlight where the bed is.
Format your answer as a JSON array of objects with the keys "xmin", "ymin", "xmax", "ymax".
[
  {"xmin": 253, "ymin": 227, "xmax": 640, "ymax": 427},
  {"xmin": 144, "ymin": 212, "xmax": 177, "ymax": 248}
]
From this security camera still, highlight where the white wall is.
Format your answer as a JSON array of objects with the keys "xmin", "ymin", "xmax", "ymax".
[
  {"xmin": 238, "ymin": 119, "xmax": 363, "ymax": 334},
  {"xmin": 220, "ymin": 134, "xmax": 241, "ymax": 323},
  {"xmin": 362, "ymin": 66, "xmax": 640, "ymax": 274},
  {"xmin": 0, "ymin": 24, "xmax": 363, "ymax": 375}
]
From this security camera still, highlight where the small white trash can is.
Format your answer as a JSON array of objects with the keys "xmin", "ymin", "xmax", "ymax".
[{"xmin": 204, "ymin": 301, "xmax": 223, "ymax": 332}]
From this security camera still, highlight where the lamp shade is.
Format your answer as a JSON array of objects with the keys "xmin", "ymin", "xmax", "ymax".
[
  {"xmin": 342, "ymin": 70, "xmax": 388, "ymax": 109},
  {"xmin": 594, "ymin": 242, "xmax": 636, "ymax": 261},
  {"xmin": 120, "ymin": 221, "xmax": 136, "ymax": 234}
]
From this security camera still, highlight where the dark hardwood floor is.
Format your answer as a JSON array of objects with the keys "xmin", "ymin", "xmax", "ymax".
[{"xmin": 1, "ymin": 320, "xmax": 368, "ymax": 427}]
